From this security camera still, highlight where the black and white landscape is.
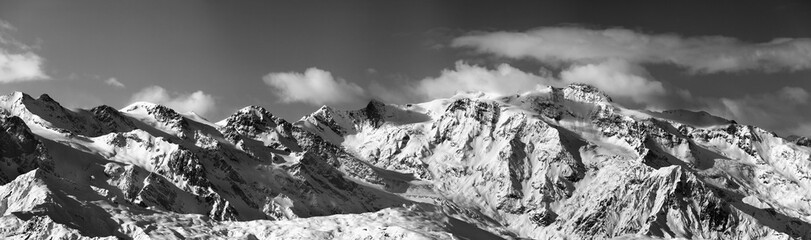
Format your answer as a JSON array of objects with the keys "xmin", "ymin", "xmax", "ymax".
[{"xmin": 1, "ymin": 1, "xmax": 811, "ymax": 239}]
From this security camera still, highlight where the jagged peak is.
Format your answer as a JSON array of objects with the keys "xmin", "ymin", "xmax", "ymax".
[
  {"xmin": 364, "ymin": 99, "xmax": 387, "ymax": 113},
  {"xmin": 650, "ymin": 109, "xmax": 733, "ymax": 128},
  {"xmin": 38, "ymin": 94, "xmax": 56, "ymax": 103},
  {"xmin": 307, "ymin": 105, "xmax": 337, "ymax": 120},
  {"xmin": 230, "ymin": 105, "xmax": 275, "ymax": 122},
  {"xmin": 121, "ymin": 101, "xmax": 162, "ymax": 112},
  {"xmin": 221, "ymin": 105, "xmax": 285, "ymax": 130},
  {"xmin": 561, "ymin": 83, "xmax": 612, "ymax": 103},
  {"xmin": 9, "ymin": 91, "xmax": 30, "ymax": 100},
  {"xmin": 235, "ymin": 105, "xmax": 274, "ymax": 117},
  {"xmin": 90, "ymin": 104, "xmax": 119, "ymax": 113},
  {"xmin": 121, "ymin": 101, "xmax": 184, "ymax": 124},
  {"xmin": 316, "ymin": 105, "xmax": 333, "ymax": 112},
  {"xmin": 1, "ymin": 92, "xmax": 62, "ymax": 106},
  {"xmin": 0, "ymin": 91, "xmax": 33, "ymax": 104},
  {"xmin": 366, "ymin": 99, "xmax": 386, "ymax": 108},
  {"xmin": 565, "ymin": 83, "xmax": 600, "ymax": 92}
]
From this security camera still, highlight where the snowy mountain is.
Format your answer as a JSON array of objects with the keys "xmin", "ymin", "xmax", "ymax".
[{"xmin": 1, "ymin": 84, "xmax": 810, "ymax": 239}]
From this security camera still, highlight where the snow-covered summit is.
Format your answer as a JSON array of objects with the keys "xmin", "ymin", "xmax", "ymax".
[{"xmin": 562, "ymin": 83, "xmax": 613, "ymax": 103}]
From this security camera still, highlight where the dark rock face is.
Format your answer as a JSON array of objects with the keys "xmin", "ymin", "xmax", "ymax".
[
  {"xmin": 90, "ymin": 105, "xmax": 137, "ymax": 134},
  {"xmin": 0, "ymin": 116, "xmax": 53, "ymax": 184},
  {"xmin": 530, "ymin": 208, "xmax": 558, "ymax": 227},
  {"xmin": 793, "ymin": 136, "xmax": 811, "ymax": 147}
]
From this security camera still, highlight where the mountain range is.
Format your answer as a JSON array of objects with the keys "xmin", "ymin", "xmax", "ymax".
[{"xmin": 1, "ymin": 84, "xmax": 810, "ymax": 239}]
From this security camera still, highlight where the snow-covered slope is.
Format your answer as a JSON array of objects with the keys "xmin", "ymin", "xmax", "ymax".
[{"xmin": 1, "ymin": 85, "xmax": 810, "ymax": 239}]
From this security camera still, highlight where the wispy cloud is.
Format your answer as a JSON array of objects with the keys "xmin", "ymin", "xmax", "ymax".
[
  {"xmin": 263, "ymin": 68, "xmax": 366, "ymax": 106},
  {"xmin": 452, "ymin": 27, "xmax": 811, "ymax": 73},
  {"xmin": 700, "ymin": 86, "xmax": 811, "ymax": 136},
  {"xmin": 130, "ymin": 85, "xmax": 216, "ymax": 116},
  {"xmin": 104, "ymin": 77, "xmax": 126, "ymax": 88},
  {"xmin": 0, "ymin": 20, "xmax": 49, "ymax": 83}
]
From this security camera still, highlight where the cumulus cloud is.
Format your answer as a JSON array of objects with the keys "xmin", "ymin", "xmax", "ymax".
[
  {"xmin": 263, "ymin": 68, "xmax": 366, "ymax": 106},
  {"xmin": 0, "ymin": 20, "xmax": 49, "ymax": 83},
  {"xmin": 560, "ymin": 60, "xmax": 666, "ymax": 105},
  {"xmin": 130, "ymin": 85, "xmax": 216, "ymax": 116},
  {"xmin": 452, "ymin": 27, "xmax": 811, "ymax": 73},
  {"xmin": 0, "ymin": 52, "xmax": 48, "ymax": 83},
  {"xmin": 104, "ymin": 77, "xmax": 125, "ymax": 88}
]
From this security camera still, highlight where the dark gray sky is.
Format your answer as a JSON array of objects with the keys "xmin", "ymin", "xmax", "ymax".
[{"xmin": 1, "ymin": 0, "xmax": 810, "ymax": 135}]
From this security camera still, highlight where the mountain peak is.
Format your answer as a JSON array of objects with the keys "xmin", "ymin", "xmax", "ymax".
[
  {"xmin": 221, "ymin": 105, "xmax": 284, "ymax": 132},
  {"xmin": 120, "ymin": 101, "xmax": 186, "ymax": 132},
  {"xmin": 121, "ymin": 101, "xmax": 162, "ymax": 112},
  {"xmin": 651, "ymin": 109, "xmax": 733, "ymax": 127},
  {"xmin": 236, "ymin": 105, "xmax": 273, "ymax": 117},
  {"xmin": 364, "ymin": 98, "xmax": 386, "ymax": 113},
  {"xmin": 562, "ymin": 83, "xmax": 612, "ymax": 103},
  {"xmin": 310, "ymin": 105, "xmax": 336, "ymax": 119},
  {"xmin": 121, "ymin": 101, "xmax": 182, "ymax": 118},
  {"xmin": 2, "ymin": 91, "xmax": 32, "ymax": 104},
  {"xmin": 10, "ymin": 91, "xmax": 28, "ymax": 99},
  {"xmin": 38, "ymin": 94, "xmax": 56, "ymax": 103},
  {"xmin": 366, "ymin": 98, "xmax": 386, "ymax": 108}
]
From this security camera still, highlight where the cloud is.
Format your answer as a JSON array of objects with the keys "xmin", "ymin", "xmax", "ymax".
[
  {"xmin": 700, "ymin": 86, "xmax": 811, "ymax": 136},
  {"xmin": 452, "ymin": 27, "xmax": 811, "ymax": 73},
  {"xmin": 263, "ymin": 67, "xmax": 366, "ymax": 106},
  {"xmin": 0, "ymin": 20, "xmax": 48, "ymax": 83},
  {"xmin": 449, "ymin": 26, "xmax": 811, "ymax": 135},
  {"xmin": 412, "ymin": 61, "xmax": 554, "ymax": 99},
  {"xmin": 130, "ymin": 85, "xmax": 216, "ymax": 116},
  {"xmin": 104, "ymin": 78, "xmax": 126, "ymax": 88},
  {"xmin": 0, "ymin": 52, "xmax": 48, "ymax": 83},
  {"xmin": 560, "ymin": 60, "xmax": 666, "ymax": 105},
  {"xmin": 368, "ymin": 62, "xmax": 553, "ymax": 103},
  {"xmin": 370, "ymin": 61, "xmax": 668, "ymax": 107}
]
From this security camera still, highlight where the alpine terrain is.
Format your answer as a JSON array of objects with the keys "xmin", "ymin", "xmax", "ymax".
[{"xmin": 1, "ymin": 84, "xmax": 810, "ymax": 239}]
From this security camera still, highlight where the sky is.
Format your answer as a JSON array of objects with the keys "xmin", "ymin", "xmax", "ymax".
[{"xmin": 1, "ymin": 0, "xmax": 811, "ymax": 136}]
